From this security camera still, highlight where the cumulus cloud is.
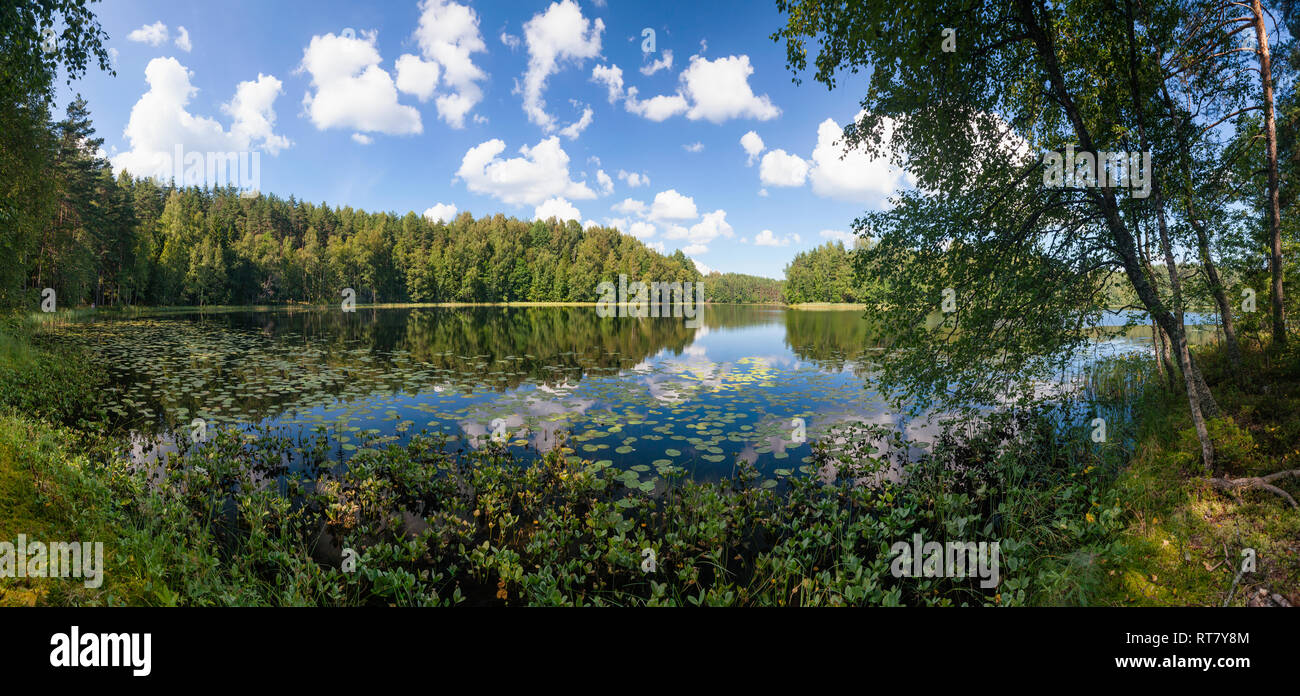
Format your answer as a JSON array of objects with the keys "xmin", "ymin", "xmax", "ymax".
[
  {"xmin": 740, "ymin": 131, "xmax": 764, "ymax": 165},
  {"xmin": 423, "ymin": 203, "xmax": 458, "ymax": 222},
  {"xmin": 534, "ymin": 196, "xmax": 582, "ymax": 222},
  {"xmin": 617, "ymin": 170, "xmax": 649, "ymax": 187},
  {"xmin": 522, "ymin": 0, "xmax": 604, "ymax": 133},
  {"xmin": 640, "ymin": 49, "xmax": 673, "ymax": 76},
  {"xmin": 683, "ymin": 142, "xmax": 703, "ymax": 153},
  {"xmin": 611, "ymin": 198, "xmax": 646, "ymax": 215},
  {"xmin": 225, "ymin": 75, "xmax": 292, "ymax": 154},
  {"xmin": 595, "ymin": 169, "xmax": 614, "ymax": 195},
  {"xmin": 352, "ymin": 133, "xmax": 373, "ymax": 145},
  {"xmin": 175, "ymin": 26, "xmax": 192, "ymax": 52},
  {"xmin": 753, "ymin": 112, "xmax": 914, "ymax": 205},
  {"xmin": 127, "ymin": 21, "xmax": 168, "ymax": 47},
  {"xmin": 648, "ymin": 189, "xmax": 698, "ymax": 222},
  {"xmin": 628, "ymin": 221, "xmax": 657, "ymax": 239},
  {"xmin": 111, "ymin": 58, "xmax": 290, "ymax": 179},
  {"xmin": 597, "ymin": 53, "xmax": 779, "ymax": 125},
  {"xmin": 679, "ymin": 55, "xmax": 779, "ymax": 123},
  {"xmin": 558, "ymin": 106, "xmax": 593, "ymax": 139},
  {"xmin": 809, "ymin": 115, "xmax": 910, "ymax": 202},
  {"xmin": 411, "ymin": 0, "xmax": 489, "ymax": 128},
  {"xmin": 663, "ymin": 209, "xmax": 734, "ymax": 254},
  {"xmin": 500, "ymin": 32, "xmax": 521, "ymax": 50},
  {"xmin": 692, "ymin": 258, "xmax": 714, "ymax": 275},
  {"xmin": 591, "ymin": 64, "xmax": 624, "ymax": 103},
  {"xmin": 394, "ymin": 53, "xmax": 441, "ymax": 102},
  {"xmin": 299, "ymin": 30, "xmax": 422, "ymax": 136},
  {"xmin": 605, "ymin": 187, "xmax": 733, "ymax": 255},
  {"xmin": 456, "ymin": 136, "xmax": 596, "ymax": 206},
  {"xmin": 624, "ymin": 89, "xmax": 688, "ymax": 121},
  {"xmin": 754, "ymin": 229, "xmax": 799, "ymax": 247},
  {"xmin": 759, "ymin": 149, "xmax": 809, "ymax": 187}
]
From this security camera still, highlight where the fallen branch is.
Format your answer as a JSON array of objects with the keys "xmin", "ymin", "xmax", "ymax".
[{"xmin": 1209, "ymin": 469, "xmax": 1300, "ymax": 508}]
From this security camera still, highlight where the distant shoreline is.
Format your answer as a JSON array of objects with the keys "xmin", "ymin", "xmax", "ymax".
[{"xmin": 28, "ymin": 301, "xmax": 849, "ymax": 320}]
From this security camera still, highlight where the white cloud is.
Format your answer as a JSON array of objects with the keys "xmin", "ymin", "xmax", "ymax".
[
  {"xmin": 754, "ymin": 229, "xmax": 796, "ymax": 247},
  {"xmin": 352, "ymin": 133, "xmax": 373, "ymax": 145},
  {"xmin": 648, "ymin": 189, "xmax": 698, "ymax": 222},
  {"xmin": 591, "ymin": 64, "xmax": 624, "ymax": 103},
  {"xmin": 679, "ymin": 55, "xmax": 779, "ymax": 123},
  {"xmin": 522, "ymin": 0, "xmax": 604, "ymax": 133},
  {"xmin": 760, "ymin": 149, "xmax": 809, "ymax": 187},
  {"xmin": 111, "ymin": 58, "xmax": 291, "ymax": 178},
  {"xmin": 751, "ymin": 112, "xmax": 913, "ymax": 205},
  {"xmin": 225, "ymin": 73, "xmax": 292, "ymax": 154},
  {"xmin": 558, "ymin": 106, "xmax": 593, "ymax": 139},
  {"xmin": 534, "ymin": 196, "xmax": 582, "ymax": 222},
  {"xmin": 684, "ymin": 142, "xmax": 704, "ymax": 153},
  {"xmin": 665, "ymin": 209, "xmax": 734, "ymax": 254},
  {"xmin": 624, "ymin": 88, "xmax": 689, "ymax": 122},
  {"xmin": 692, "ymin": 258, "xmax": 714, "ymax": 275},
  {"xmin": 809, "ymin": 114, "xmax": 909, "ymax": 202},
  {"xmin": 456, "ymin": 136, "xmax": 597, "ymax": 206},
  {"xmin": 394, "ymin": 53, "xmax": 441, "ymax": 102},
  {"xmin": 628, "ymin": 221, "xmax": 656, "ymax": 239},
  {"xmin": 299, "ymin": 30, "xmax": 422, "ymax": 136},
  {"xmin": 174, "ymin": 26, "xmax": 192, "ymax": 52},
  {"xmin": 596, "ymin": 169, "xmax": 614, "ymax": 195},
  {"xmin": 607, "ymin": 53, "xmax": 779, "ymax": 125},
  {"xmin": 740, "ymin": 130, "xmax": 764, "ymax": 165},
  {"xmin": 640, "ymin": 49, "xmax": 673, "ymax": 76},
  {"xmin": 611, "ymin": 198, "xmax": 646, "ymax": 215},
  {"xmin": 412, "ymin": 0, "xmax": 489, "ymax": 128},
  {"xmin": 617, "ymin": 169, "xmax": 649, "ymax": 187},
  {"xmin": 127, "ymin": 21, "xmax": 168, "ymax": 47},
  {"xmin": 423, "ymin": 203, "xmax": 458, "ymax": 222},
  {"xmin": 500, "ymin": 32, "xmax": 521, "ymax": 50}
]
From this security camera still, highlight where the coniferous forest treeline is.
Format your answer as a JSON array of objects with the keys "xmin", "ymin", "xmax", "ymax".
[{"xmin": 2, "ymin": 95, "xmax": 876, "ymax": 308}]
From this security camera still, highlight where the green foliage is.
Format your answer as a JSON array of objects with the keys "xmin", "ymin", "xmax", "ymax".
[
  {"xmin": 783, "ymin": 241, "xmax": 867, "ymax": 304},
  {"xmin": 0, "ymin": 318, "xmax": 108, "ymax": 427},
  {"xmin": 13, "ymin": 140, "xmax": 700, "ymax": 308},
  {"xmin": 702, "ymin": 271, "xmax": 784, "ymax": 304},
  {"xmin": 0, "ymin": 0, "xmax": 113, "ymax": 309},
  {"xmin": 2, "ymin": 394, "xmax": 1133, "ymax": 606}
]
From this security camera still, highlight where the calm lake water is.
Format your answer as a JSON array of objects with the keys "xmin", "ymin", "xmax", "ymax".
[{"xmin": 50, "ymin": 306, "xmax": 1216, "ymax": 483}]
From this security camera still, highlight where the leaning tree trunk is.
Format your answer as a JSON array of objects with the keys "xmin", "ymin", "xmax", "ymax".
[
  {"xmin": 1020, "ymin": 0, "xmax": 1217, "ymax": 472},
  {"xmin": 1188, "ymin": 207, "xmax": 1244, "ymax": 380},
  {"xmin": 1253, "ymin": 0, "xmax": 1287, "ymax": 348}
]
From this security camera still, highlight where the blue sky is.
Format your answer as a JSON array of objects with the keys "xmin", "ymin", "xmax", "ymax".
[{"xmin": 59, "ymin": 0, "xmax": 909, "ymax": 279}]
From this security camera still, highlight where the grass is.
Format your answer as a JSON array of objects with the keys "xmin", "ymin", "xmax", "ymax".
[{"xmin": 1095, "ymin": 342, "xmax": 1300, "ymax": 606}]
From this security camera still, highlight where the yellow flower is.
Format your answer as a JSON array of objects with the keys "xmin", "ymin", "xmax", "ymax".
[{"xmin": 1086, "ymin": 512, "xmax": 1096, "ymax": 524}]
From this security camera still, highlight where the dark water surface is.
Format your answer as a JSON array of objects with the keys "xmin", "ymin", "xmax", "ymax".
[{"xmin": 51, "ymin": 305, "xmax": 1204, "ymax": 482}]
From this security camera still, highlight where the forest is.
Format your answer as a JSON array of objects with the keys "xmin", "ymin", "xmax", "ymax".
[{"xmin": 1, "ymin": 95, "xmax": 876, "ymax": 307}]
